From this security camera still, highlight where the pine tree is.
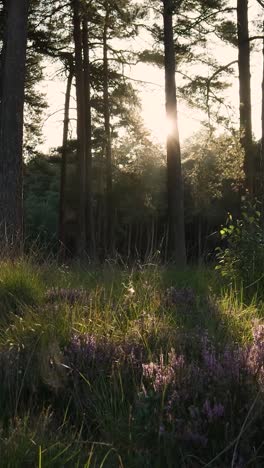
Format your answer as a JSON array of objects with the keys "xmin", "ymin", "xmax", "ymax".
[
  {"xmin": 58, "ymin": 57, "xmax": 74, "ymax": 254},
  {"xmin": 0, "ymin": 0, "xmax": 30, "ymax": 252},
  {"xmin": 162, "ymin": 0, "xmax": 186, "ymax": 266},
  {"xmin": 237, "ymin": 0, "xmax": 253, "ymax": 195}
]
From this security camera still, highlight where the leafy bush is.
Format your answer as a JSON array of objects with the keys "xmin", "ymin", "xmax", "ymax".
[{"xmin": 216, "ymin": 198, "xmax": 264, "ymax": 294}]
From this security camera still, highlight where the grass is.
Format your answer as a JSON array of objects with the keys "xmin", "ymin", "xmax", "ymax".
[
  {"xmin": 0, "ymin": 260, "xmax": 44, "ymax": 317},
  {"xmin": 0, "ymin": 259, "xmax": 263, "ymax": 466}
]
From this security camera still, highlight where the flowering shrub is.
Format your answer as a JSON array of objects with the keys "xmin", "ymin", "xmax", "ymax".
[
  {"xmin": 247, "ymin": 322, "xmax": 264, "ymax": 387},
  {"xmin": 45, "ymin": 288, "xmax": 89, "ymax": 305},
  {"xmin": 65, "ymin": 334, "xmax": 145, "ymax": 379},
  {"xmin": 1, "ymin": 321, "xmax": 264, "ymax": 466},
  {"xmin": 134, "ymin": 326, "xmax": 264, "ymax": 465}
]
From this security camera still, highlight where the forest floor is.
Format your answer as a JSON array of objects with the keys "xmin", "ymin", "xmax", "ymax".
[{"xmin": 0, "ymin": 259, "xmax": 263, "ymax": 467}]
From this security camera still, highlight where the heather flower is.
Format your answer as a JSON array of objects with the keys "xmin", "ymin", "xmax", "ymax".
[
  {"xmin": 46, "ymin": 288, "xmax": 89, "ymax": 305},
  {"xmin": 201, "ymin": 334, "xmax": 224, "ymax": 378},
  {"xmin": 200, "ymin": 334, "xmax": 246, "ymax": 383},
  {"xmin": 142, "ymin": 350, "xmax": 185, "ymax": 392},
  {"xmin": 142, "ymin": 361, "xmax": 172, "ymax": 392},
  {"xmin": 142, "ymin": 362, "xmax": 157, "ymax": 380},
  {"xmin": 247, "ymin": 322, "xmax": 264, "ymax": 378},
  {"xmin": 222, "ymin": 346, "xmax": 246, "ymax": 381},
  {"xmin": 168, "ymin": 348, "xmax": 185, "ymax": 370},
  {"xmin": 203, "ymin": 399, "xmax": 224, "ymax": 421},
  {"xmin": 65, "ymin": 333, "xmax": 145, "ymax": 385}
]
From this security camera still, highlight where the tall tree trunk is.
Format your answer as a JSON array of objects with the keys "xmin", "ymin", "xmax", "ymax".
[
  {"xmin": 0, "ymin": 0, "xmax": 8, "ymax": 111},
  {"xmin": 0, "ymin": 0, "xmax": 29, "ymax": 253},
  {"xmin": 261, "ymin": 26, "xmax": 264, "ymax": 201},
  {"xmin": 82, "ymin": 18, "xmax": 95, "ymax": 257},
  {"xmin": 162, "ymin": 0, "xmax": 186, "ymax": 267},
  {"xmin": 72, "ymin": 0, "xmax": 86, "ymax": 257},
  {"xmin": 237, "ymin": 0, "xmax": 253, "ymax": 195},
  {"xmin": 103, "ymin": 8, "xmax": 114, "ymax": 256},
  {"xmin": 58, "ymin": 63, "xmax": 73, "ymax": 254},
  {"xmin": 198, "ymin": 215, "xmax": 202, "ymax": 265}
]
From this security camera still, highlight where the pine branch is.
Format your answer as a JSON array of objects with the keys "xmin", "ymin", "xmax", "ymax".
[{"xmin": 256, "ymin": 0, "xmax": 264, "ymax": 9}]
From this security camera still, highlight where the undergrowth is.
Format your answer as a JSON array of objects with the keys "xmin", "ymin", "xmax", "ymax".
[{"xmin": 0, "ymin": 259, "xmax": 263, "ymax": 467}]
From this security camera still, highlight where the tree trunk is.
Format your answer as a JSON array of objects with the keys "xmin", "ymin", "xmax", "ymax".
[
  {"xmin": 127, "ymin": 224, "xmax": 132, "ymax": 260},
  {"xmin": 72, "ymin": 0, "xmax": 86, "ymax": 257},
  {"xmin": 198, "ymin": 215, "xmax": 202, "ymax": 265},
  {"xmin": 103, "ymin": 8, "xmax": 114, "ymax": 256},
  {"xmin": 58, "ymin": 63, "xmax": 73, "ymax": 255},
  {"xmin": 237, "ymin": 0, "xmax": 253, "ymax": 195},
  {"xmin": 261, "ymin": 26, "xmax": 264, "ymax": 202},
  {"xmin": 82, "ymin": 18, "xmax": 95, "ymax": 258},
  {"xmin": 0, "ymin": 0, "xmax": 8, "ymax": 111},
  {"xmin": 162, "ymin": 0, "xmax": 186, "ymax": 267},
  {"xmin": 0, "ymin": 0, "xmax": 29, "ymax": 253}
]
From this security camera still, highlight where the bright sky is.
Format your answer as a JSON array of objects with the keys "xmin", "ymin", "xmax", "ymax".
[{"xmin": 39, "ymin": 0, "xmax": 263, "ymax": 153}]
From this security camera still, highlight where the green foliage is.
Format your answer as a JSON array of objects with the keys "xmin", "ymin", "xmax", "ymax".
[
  {"xmin": 24, "ymin": 154, "xmax": 60, "ymax": 248},
  {"xmin": 23, "ymin": 129, "xmax": 246, "ymax": 260},
  {"xmin": 216, "ymin": 198, "xmax": 264, "ymax": 294},
  {"xmin": 183, "ymin": 131, "xmax": 243, "ymax": 217},
  {"xmin": 216, "ymin": 20, "xmax": 238, "ymax": 46}
]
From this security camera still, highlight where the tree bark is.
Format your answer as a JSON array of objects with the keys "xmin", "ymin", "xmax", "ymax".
[
  {"xmin": 0, "ymin": 0, "xmax": 29, "ymax": 253},
  {"xmin": 0, "ymin": 0, "xmax": 8, "ymax": 111},
  {"xmin": 261, "ymin": 25, "xmax": 264, "ymax": 200},
  {"xmin": 72, "ymin": 0, "xmax": 87, "ymax": 257},
  {"xmin": 58, "ymin": 63, "xmax": 74, "ymax": 254},
  {"xmin": 237, "ymin": 0, "xmax": 253, "ymax": 194},
  {"xmin": 103, "ymin": 7, "xmax": 114, "ymax": 256},
  {"xmin": 82, "ymin": 18, "xmax": 95, "ymax": 257},
  {"xmin": 162, "ymin": 0, "xmax": 186, "ymax": 267}
]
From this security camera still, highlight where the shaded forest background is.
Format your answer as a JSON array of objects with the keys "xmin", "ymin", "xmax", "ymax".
[{"xmin": 0, "ymin": 0, "xmax": 264, "ymax": 263}]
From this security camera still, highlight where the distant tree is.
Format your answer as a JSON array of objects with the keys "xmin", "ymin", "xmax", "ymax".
[
  {"xmin": 71, "ymin": 0, "xmax": 87, "ymax": 257},
  {"xmin": 0, "ymin": 0, "xmax": 30, "ymax": 252},
  {"xmin": 93, "ymin": 0, "xmax": 144, "ymax": 255},
  {"xmin": 254, "ymin": 2, "xmax": 264, "ymax": 200},
  {"xmin": 183, "ymin": 131, "xmax": 244, "ymax": 260},
  {"xmin": 251, "ymin": 17, "xmax": 264, "ymax": 207},
  {"xmin": 58, "ymin": 57, "xmax": 74, "ymax": 254},
  {"xmin": 102, "ymin": 4, "xmax": 114, "ymax": 255},
  {"xmin": 217, "ymin": 1, "xmax": 260, "ymax": 195},
  {"xmin": 237, "ymin": 0, "xmax": 253, "ymax": 195},
  {"xmin": 82, "ymin": 15, "xmax": 95, "ymax": 256}
]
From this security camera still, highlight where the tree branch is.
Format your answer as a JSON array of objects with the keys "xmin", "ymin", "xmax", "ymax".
[{"xmin": 256, "ymin": 0, "xmax": 264, "ymax": 9}]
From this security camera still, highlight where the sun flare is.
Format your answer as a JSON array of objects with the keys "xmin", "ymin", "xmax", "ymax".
[{"xmin": 165, "ymin": 117, "xmax": 176, "ymax": 137}]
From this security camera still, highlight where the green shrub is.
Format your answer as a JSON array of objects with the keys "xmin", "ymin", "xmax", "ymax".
[{"xmin": 216, "ymin": 198, "xmax": 264, "ymax": 296}]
